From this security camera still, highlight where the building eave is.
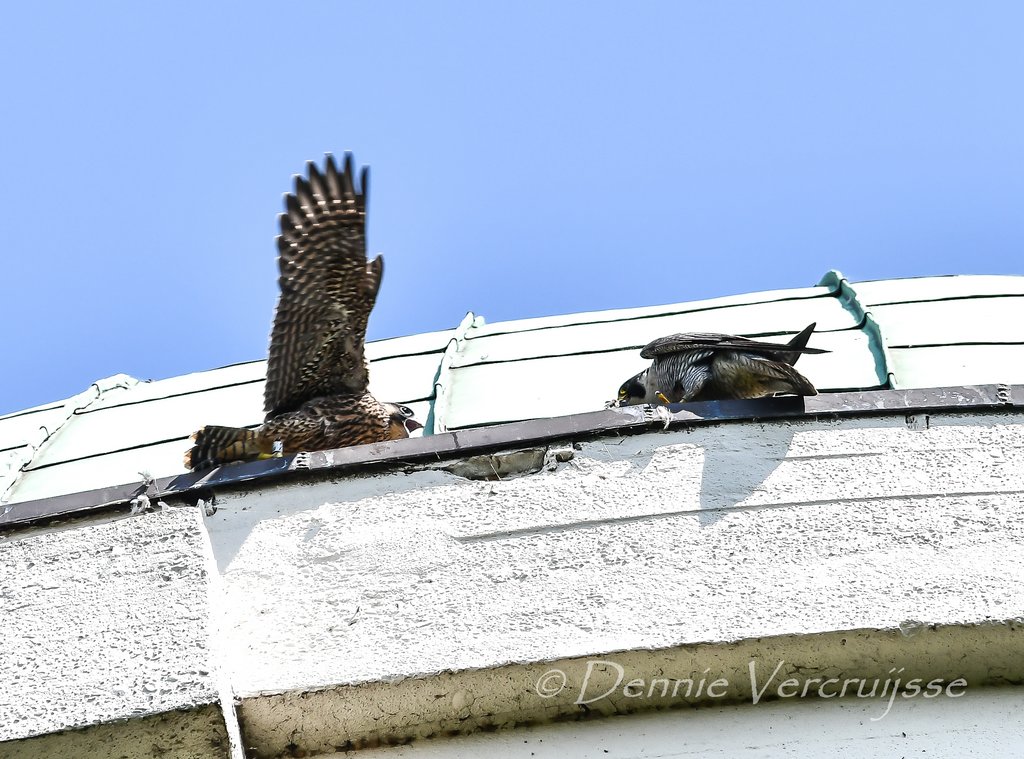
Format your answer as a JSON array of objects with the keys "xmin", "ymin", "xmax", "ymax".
[{"xmin": 3, "ymin": 382, "xmax": 1022, "ymax": 533}]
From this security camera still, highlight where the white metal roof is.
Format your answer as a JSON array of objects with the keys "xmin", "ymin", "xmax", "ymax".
[{"xmin": 2, "ymin": 271, "xmax": 1023, "ymax": 507}]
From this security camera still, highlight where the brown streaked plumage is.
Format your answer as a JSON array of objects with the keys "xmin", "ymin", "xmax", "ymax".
[{"xmin": 184, "ymin": 154, "xmax": 422, "ymax": 471}]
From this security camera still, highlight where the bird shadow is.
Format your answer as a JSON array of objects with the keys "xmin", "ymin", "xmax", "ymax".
[
  {"xmin": 658, "ymin": 398, "xmax": 801, "ymax": 528},
  {"xmin": 696, "ymin": 423, "xmax": 796, "ymax": 528},
  {"xmin": 194, "ymin": 399, "xmax": 803, "ymax": 571}
]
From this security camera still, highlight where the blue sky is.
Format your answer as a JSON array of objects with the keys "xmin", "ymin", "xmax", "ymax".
[{"xmin": 1, "ymin": 3, "xmax": 1022, "ymax": 415}]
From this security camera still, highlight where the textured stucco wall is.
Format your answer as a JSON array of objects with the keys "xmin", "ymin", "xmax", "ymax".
[
  {"xmin": 0, "ymin": 508, "xmax": 232, "ymax": 757},
  {"xmin": 207, "ymin": 411, "xmax": 1024, "ymax": 689},
  {"xmin": 3, "ymin": 410, "xmax": 1024, "ymax": 757},
  {"xmin": 199, "ymin": 410, "xmax": 1024, "ymax": 753}
]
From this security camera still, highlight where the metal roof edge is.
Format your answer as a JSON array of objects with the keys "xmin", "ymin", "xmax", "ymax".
[
  {"xmin": 818, "ymin": 269, "xmax": 899, "ymax": 388},
  {"xmin": 0, "ymin": 374, "xmax": 140, "ymax": 505},
  {"xmin": 3, "ymin": 383, "xmax": 1022, "ymax": 533}
]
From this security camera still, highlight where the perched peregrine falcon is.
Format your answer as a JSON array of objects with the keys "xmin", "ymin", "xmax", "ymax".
[
  {"xmin": 614, "ymin": 323, "xmax": 828, "ymax": 407},
  {"xmin": 185, "ymin": 153, "xmax": 422, "ymax": 471}
]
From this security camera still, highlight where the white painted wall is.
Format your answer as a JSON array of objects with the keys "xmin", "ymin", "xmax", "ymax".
[
  {"xmin": 0, "ymin": 508, "xmax": 233, "ymax": 757},
  {"xmin": 206, "ymin": 412, "xmax": 1024, "ymax": 694},
  {"xmin": 3, "ymin": 409, "xmax": 1023, "ymax": 757}
]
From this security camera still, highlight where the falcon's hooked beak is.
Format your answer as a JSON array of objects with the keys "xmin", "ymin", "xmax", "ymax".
[{"xmin": 404, "ymin": 418, "xmax": 424, "ymax": 434}]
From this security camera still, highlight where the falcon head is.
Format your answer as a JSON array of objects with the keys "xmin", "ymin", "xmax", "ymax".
[
  {"xmin": 614, "ymin": 371, "xmax": 651, "ymax": 407},
  {"xmin": 385, "ymin": 403, "xmax": 424, "ymax": 438}
]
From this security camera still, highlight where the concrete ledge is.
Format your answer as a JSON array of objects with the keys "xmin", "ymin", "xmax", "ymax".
[
  {"xmin": 0, "ymin": 508, "xmax": 229, "ymax": 754},
  {"xmin": 0, "ymin": 704, "xmax": 231, "ymax": 759},
  {"xmin": 325, "ymin": 685, "xmax": 1024, "ymax": 758},
  {"xmin": 237, "ymin": 622, "xmax": 1022, "ymax": 756}
]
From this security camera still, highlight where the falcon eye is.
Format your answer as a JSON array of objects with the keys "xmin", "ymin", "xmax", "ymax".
[
  {"xmin": 618, "ymin": 388, "xmax": 628, "ymax": 398},
  {"xmin": 400, "ymin": 405, "xmax": 413, "ymax": 417}
]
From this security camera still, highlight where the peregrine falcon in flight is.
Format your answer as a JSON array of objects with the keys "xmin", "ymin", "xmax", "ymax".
[
  {"xmin": 614, "ymin": 323, "xmax": 828, "ymax": 407},
  {"xmin": 185, "ymin": 153, "xmax": 422, "ymax": 471}
]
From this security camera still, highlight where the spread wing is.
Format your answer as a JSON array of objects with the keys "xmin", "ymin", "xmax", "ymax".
[
  {"xmin": 263, "ymin": 153, "xmax": 383, "ymax": 419},
  {"xmin": 640, "ymin": 331, "xmax": 827, "ymax": 361}
]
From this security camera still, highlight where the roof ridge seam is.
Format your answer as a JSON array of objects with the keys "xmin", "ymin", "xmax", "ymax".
[
  {"xmin": 818, "ymin": 270, "xmax": 898, "ymax": 389},
  {"xmin": 428, "ymin": 313, "xmax": 479, "ymax": 434},
  {"xmin": 0, "ymin": 376, "xmax": 138, "ymax": 505}
]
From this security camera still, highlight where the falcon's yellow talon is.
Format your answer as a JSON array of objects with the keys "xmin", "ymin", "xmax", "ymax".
[{"xmin": 655, "ymin": 391, "xmax": 671, "ymax": 404}]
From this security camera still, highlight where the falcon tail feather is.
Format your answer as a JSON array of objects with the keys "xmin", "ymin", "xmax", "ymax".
[
  {"xmin": 184, "ymin": 425, "xmax": 269, "ymax": 471},
  {"xmin": 777, "ymin": 322, "xmax": 821, "ymax": 366}
]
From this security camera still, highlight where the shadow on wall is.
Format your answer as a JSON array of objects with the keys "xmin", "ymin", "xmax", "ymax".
[
  {"xmin": 695, "ymin": 422, "xmax": 797, "ymax": 529},
  {"xmin": 195, "ymin": 419, "xmax": 799, "ymax": 574}
]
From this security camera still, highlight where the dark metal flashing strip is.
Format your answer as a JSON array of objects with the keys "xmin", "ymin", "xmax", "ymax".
[
  {"xmin": 889, "ymin": 341, "xmax": 1024, "ymax": 349},
  {"xmin": 0, "ymin": 402, "xmax": 65, "ymax": 422},
  {"xmin": 2, "ymin": 383, "xmax": 1022, "ymax": 532},
  {"xmin": 867, "ymin": 292, "xmax": 1024, "ymax": 308}
]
